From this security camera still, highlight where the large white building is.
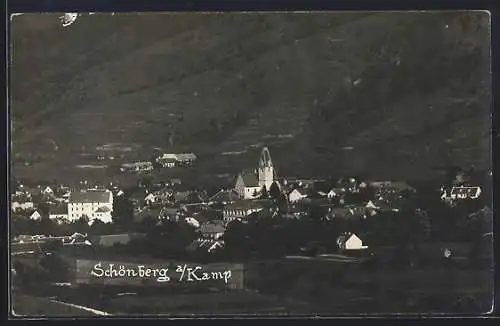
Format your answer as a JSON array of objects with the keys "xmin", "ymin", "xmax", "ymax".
[
  {"xmin": 222, "ymin": 201, "xmax": 265, "ymax": 223},
  {"xmin": 234, "ymin": 147, "xmax": 277, "ymax": 199},
  {"xmin": 67, "ymin": 189, "xmax": 113, "ymax": 223}
]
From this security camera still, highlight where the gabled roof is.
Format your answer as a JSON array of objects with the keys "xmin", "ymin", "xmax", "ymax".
[
  {"xmin": 238, "ymin": 172, "xmax": 259, "ymax": 187},
  {"xmin": 69, "ymin": 190, "xmax": 112, "ymax": 203},
  {"xmin": 289, "ymin": 188, "xmax": 307, "ymax": 196},
  {"xmin": 176, "ymin": 153, "xmax": 197, "ymax": 161},
  {"xmin": 198, "ymin": 221, "xmax": 226, "ymax": 234},
  {"xmin": 224, "ymin": 200, "xmax": 265, "ymax": 211},
  {"xmin": 159, "ymin": 154, "xmax": 178, "ymax": 160},
  {"xmin": 50, "ymin": 205, "xmax": 68, "ymax": 215},
  {"xmin": 95, "ymin": 206, "xmax": 111, "ymax": 213}
]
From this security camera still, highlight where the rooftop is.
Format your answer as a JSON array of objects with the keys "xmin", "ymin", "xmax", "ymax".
[
  {"xmin": 69, "ymin": 190, "xmax": 112, "ymax": 204},
  {"xmin": 50, "ymin": 205, "xmax": 68, "ymax": 215},
  {"xmin": 224, "ymin": 200, "xmax": 266, "ymax": 210},
  {"xmin": 239, "ymin": 172, "xmax": 259, "ymax": 187},
  {"xmin": 95, "ymin": 206, "xmax": 111, "ymax": 213},
  {"xmin": 198, "ymin": 221, "xmax": 226, "ymax": 234}
]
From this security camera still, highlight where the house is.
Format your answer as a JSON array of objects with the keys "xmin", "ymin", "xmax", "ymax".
[
  {"xmin": 158, "ymin": 158, "xmax": 176, "ymax": 168},
  {"xmin": 94, "ymin": 206, "xmax": 112, "ymax": 221},
  {"xmin": 365, "ymin": 200, "xmax": 380, "ymax": 216},
  {"xmin": 288, "ymin": 188, "xmax": 308, "ymax": 203},
  {"xmin": 337, "ymin": 233, "xmax": 368, "ymax": 251},
  {"xmin": 234, "ymin": 147, "xmax": 277, "ymax": 199},
  {"xmin": 176, "ymin": 153, "xmax": 197, "ymax": 164},
  {"xmin": 11, "ymin": 201, "xmax": 34, "ymax": 212},
  {"xmin": 144, "ymin": 193, "xmax": 157, "ymax": 205},
  {"xmin": 121, "ymin": 161, "xmax": 154, "ymax": 173},
  {"xmin": 158, "ymin": 153, "xmax": 178, "ymax": 161},
  {"xmin": 234, "ymin": 172, "xmax": 262, "ymax": 199},
  {"xmin": 67, "ymin": 189, "xmax": 113, "ymax": 223},
  {"xmin": 222, "ymin": 201, "xmax": 265, "ymax": 223},
  {"xmin": 185, "ymin": 217, "xmax": 201, "ymax": 228},
  {"xmin": 49, "ymin": 205, "xmax": 69, "ymax": 221},
  {"xmin": 30, "ymin": 210, "xmax": 42, "ymax": 221},
  {"xmin": 450, "ymin": 186, "xmax": 481, "ymax": 200},
  {"xmin": 42, "ymin": 186, "xmax": 54, "ymax": 196},
  {"xmin": 198, "ymin": 221, "xmax": 226, "ymax": 240},
  {"xmin": 327, "ymin": 188, "xmax": 345, "ymax": 199},
  {"xmin": 365, "ymin": 200, "xmax": 379, "ymax": 209}
]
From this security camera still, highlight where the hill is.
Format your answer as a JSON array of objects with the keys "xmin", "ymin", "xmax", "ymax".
[{"xmin": 10, "ymin": 12, "xmax": 491, "ymax": 183}]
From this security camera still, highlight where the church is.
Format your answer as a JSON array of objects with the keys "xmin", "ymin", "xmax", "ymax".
[{"xmin": 234, "ymin": 147, "xmax": 278, "ymax": 199}]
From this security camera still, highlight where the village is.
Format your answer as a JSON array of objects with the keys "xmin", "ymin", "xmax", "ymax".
[{"xmin": 10, "ymin": 146, "xmax": 492, "ymax": 266}]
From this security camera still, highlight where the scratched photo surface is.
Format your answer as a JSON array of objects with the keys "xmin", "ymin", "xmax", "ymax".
[{"xmin": 9, "ymin": 12, "xmax": 493, "ymax": 317}]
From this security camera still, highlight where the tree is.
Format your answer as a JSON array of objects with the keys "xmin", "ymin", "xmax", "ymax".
[
  {"xmin": 106, "ymin": 163, "xmax": 122, "ymax": 177},
  {"xmin": 73, "ymin": 216, "xmax": 90, "ymax": 233},
  {"xmin": 277, "ymin": 193, "xmax": 288, "ymax": 214},
  {"xmin": 223, "ymin": 220, "xmax": 248, "ymax": 257},
  {"xmin": 150, "ymin": 152, "xmax": 161, "ymax": 170},
  {"xmin": 259, "ymin": 186, "xmax": 269, "ymax": 199},
  {"xmin": 269, "ymin": 182, "xmax": 281, "ymax": 200},
  {"xmin": 139, "ymin": 215, "xmax": 157, "ymax": 233},
  {"xmin": 112, "ymin": 196, "xmax": 134, "ymax": 227}
]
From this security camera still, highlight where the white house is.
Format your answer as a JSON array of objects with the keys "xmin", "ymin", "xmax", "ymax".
[
  {"xmin": 185, "ymin": 217, "xmax": 200, "ymax": 228},
  {"xmin": 11, "ymin": 201, "xmax": 34, "ymax": 212},
  {"xmin": 30, "ymin": 210, "xmax": 42, "ymax": 221},
  {"xmin": 327, "ymin": 188, "xmax": 346, "ymax": 199},
  {"xmin": 121, "ymin": 161, "xmax": 153, "ymax": 173},
  {"xmin": 450, "ymin": 186, "xmax": 481, "ymax": 200},
  {"xmin": 158, "ymin": 158, "xmax": 176, "ymax": 168},
  {"xmin": 144, "ymin": 193, "xmax": 157, "ymax": 205},
  {"xmin": 234, "ymin": 147, "xmax": 277, "ymax": 199},
  {"xmin": 337, "ymin": 233, "xmax": 368, "ymax": 250},
  {"xmin": 42, "ymin": 186, "xmax": 54, "ymax": 196},
  {"xmin": 67, "ymin": 189, "xmax": 113, "ymax": 223},
  {"xmin": 157, "ymin": 153, "xmax": 197, "ymax": 167},
  {"xmin": 288, "ymin": 188, "xmax": 308, "ymax": 203},
  {"xmin": 365, "ymin": 200, "xmax": 379, "ymax": 209}
]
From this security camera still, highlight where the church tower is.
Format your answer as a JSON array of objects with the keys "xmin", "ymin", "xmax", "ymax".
[{"xmin": 258, "ymin": 147, "xmax": 275, "ymax": 190}]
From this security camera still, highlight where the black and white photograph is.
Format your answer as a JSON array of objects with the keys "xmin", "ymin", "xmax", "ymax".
[{"xmin": 9, "ymin": 11, "xmax": 493, "ymax": 317}]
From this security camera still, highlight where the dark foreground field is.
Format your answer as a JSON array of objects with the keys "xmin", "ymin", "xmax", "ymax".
[{"xmin": 11, "ymin": 254, "xmax": 493, "ymax": 317}]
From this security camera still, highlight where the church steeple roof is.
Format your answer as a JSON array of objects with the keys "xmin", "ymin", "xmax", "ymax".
[{"xmin": 259, "ymin": 146, "xmax": 273, "ymax": 168}]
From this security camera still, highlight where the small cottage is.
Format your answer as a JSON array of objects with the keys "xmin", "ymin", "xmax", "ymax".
[
  {"xmin": 288, "ymin": 188, "xmax": 308, "ymax": 203},
  {"xmin": 337, "ymin": 233, "xmax": 368, "ymax": 251}
]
